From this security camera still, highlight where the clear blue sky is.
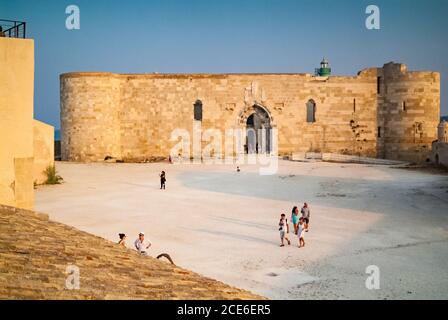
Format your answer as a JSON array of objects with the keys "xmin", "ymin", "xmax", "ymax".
[{"xmin": 2, "ymin": 0, "xmax": 447, "ymax": 129}]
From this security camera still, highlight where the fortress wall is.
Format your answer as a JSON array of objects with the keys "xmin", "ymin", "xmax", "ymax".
[
  {"xmin": 378, "ymin": 63, "xmax": 440, "ymax": 163},
  {"xmin": 60, "ymin": 64, "xmax": 438, "ymax": 163},
  {"xmin": 61, "ymin": 74, "xmax": 122, "ymax": 162},
  {"xmin": 117, "ymin": 74, "xmax": 378, "ymax": 160},
  {"xmin": 290, "ymin": 75, "xmax": 378, "ymax": 156},
  {"xmin": 119, "ymin": 75, "xmax": 238, "ymax": 161}
]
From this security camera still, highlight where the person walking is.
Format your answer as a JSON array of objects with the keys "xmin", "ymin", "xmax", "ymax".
[
  {"xmin": 278, "ymin": 213, "xmax": 291, "ymax": 247},
  {"xmin": 297, "ymin": 218, "xmax": 306, "ymax": 248},
  {"xmin": 291, "ymin": 206, "xmax": 300, "ymax": 235},
  {"xmin": 160, "ymin": 171, "xmax": 166, "ymax": 189},
  {"xmin": 301, "ymin": 202, "xmax": 311, "ymax": 232}
]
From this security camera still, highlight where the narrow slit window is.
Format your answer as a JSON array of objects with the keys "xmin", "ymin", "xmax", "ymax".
[
  {"xmin": 402, "ymin": 101, "xmax": 406, "ymax": 111},
  {"xmin": 377, "ymin": 77, "xmax": 382, "ymax": 94},
  {"xmin": 306, "ymin": 99, "xmax": 316, "ymax": 123},
  {"xmin": 194, "ymin": 100, "xmax": 203, "ymax": 121},
  {"xmin": 378, "ymin": 126, "xmax": 382, "ymax": 138}
]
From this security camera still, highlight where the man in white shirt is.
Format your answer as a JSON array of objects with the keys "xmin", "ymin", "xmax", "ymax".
[
  {"xmin": 134, "ymin": 232, "xmax": 152, "ymax": 255},
  {"xmin": 301, "ymin": 202, "xmax": 311, "ymax": 232}
]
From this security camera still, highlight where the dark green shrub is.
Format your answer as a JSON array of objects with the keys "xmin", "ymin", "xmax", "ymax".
[{"xmin": 44, "ymin": 165, "xmax": 63, "ymax": 185}]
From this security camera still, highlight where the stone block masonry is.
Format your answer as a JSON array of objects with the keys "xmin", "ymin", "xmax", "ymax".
[{"xmin": 60, "ymin": 62, "xmax": 440, "ymax": 164}]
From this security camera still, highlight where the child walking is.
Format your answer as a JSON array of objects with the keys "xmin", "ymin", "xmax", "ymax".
[
  {"xmin": 297, "ymin": 218, "xmax": 306, "ymax": 248},
  {"xmin": 278, "ymin": 213, "xmax": 291, "ymax": 247}
]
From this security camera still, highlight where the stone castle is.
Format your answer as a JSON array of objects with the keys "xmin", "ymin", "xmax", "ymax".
[{"xmin": 60, "ymin": 61, "xmax": 440, "ymax": 163}]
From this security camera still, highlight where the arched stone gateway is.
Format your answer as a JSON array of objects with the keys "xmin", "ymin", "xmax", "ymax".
[{"xmin": 239, "ymin": 104, "xmax": 273, "ymax": 154}]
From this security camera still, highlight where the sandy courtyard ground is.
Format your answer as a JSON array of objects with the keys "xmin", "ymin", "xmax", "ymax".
[{"xmin": 35, "ymin": 160, "xmax": 448, "ymax": 299}]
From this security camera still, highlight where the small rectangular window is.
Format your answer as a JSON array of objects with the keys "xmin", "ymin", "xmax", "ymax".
[
  {"xmin": 402, "ymin": 101, "xmax": 406, "ymax": 111},
  {"xmin": 378, "ymin": 126, "xmax": 382, "ymax": 138},
  {"xmin": 353, "ymin": 99, "xmax": 356, "ymax": 112}
]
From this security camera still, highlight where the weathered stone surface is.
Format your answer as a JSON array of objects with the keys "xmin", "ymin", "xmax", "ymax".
[
  {"xmin": 0, "ymin": 37, "xmax": 55, "ymax": 210},
  {"xmin": 0, "ymin": 38, "xmax": 35, "ymax": 210},
  {"xmin": 60, "ymin": 62, "xmax": 439, "ymax": 164},
  {"xmin": 0, "ymin": 204, "xmax": 263, "ymax": 300}
]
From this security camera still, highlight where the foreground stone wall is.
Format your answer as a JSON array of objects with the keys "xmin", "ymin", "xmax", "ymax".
[
  {"xmin": 0, "ymin": 38, "xmax": 35, "ymax": 209},
  {"xmin": 0, "ymin": 38, "xmax": 55, "ymax": 209},
  {"xmin": 60, "ymin": 63, "xmax": 440, "ymax": 163}
]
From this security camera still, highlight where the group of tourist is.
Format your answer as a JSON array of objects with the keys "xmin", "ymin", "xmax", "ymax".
[
  {"xmin": 121, "ymin": 170, "xmax": 310, "ymax": 256},
  {"xmin": 118, "ymin": 232, "xmax": 152, "ymax": 255},
  {"xmin": 278, "ymin": 203, "xmax": 311, "ymax": 248},
  {"xmin": 118, "ymin": 231, "xmax": 174, "ymax": 264},
  {"xmin": 116, "ymin": 172, "xmax": 165, "ymax": 251}
]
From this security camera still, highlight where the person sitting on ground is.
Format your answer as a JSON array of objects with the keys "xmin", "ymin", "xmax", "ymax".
[
  {"xmin": 160, "ymin": 171, "xmax": 166, "ymax": 189},
  {"xmin": 237, "ymin": 166, "xmax": 241, "ymax": 172},
  {"xmin": 297, "ymin": 218, "xmax": 306, "ymax": 248},
  {"xmin": 278, "ymin": 213, "xmax": 291, "ymax": 247},
  {"xmin": 133, "ymin": 232, "xmax": 175, "ymax": 264},
  {"xmin": 291, "ymin": 206, "xmax": 300, "ymax": 235},
  {"xmin": 134, "ymin": 232, "xmax": 152, "ymax": 255},
  {"xmin": 118, "ymin": 233, "xmax": 126, "ymax": 247},
  {"xmin": 301, "ymin": 202, "xmax": 311, "ymax": 232}
]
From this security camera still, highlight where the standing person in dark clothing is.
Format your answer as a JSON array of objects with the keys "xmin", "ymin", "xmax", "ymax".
[{"xmin": 160, "ymin": 171, "xmax": 166, "ymax": 189}]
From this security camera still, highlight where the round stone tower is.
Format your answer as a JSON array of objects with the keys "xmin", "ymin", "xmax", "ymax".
[
  {"xmin": 60, "ymin": 73, "xmax": 122, "ymax": 162},
  {"xmin": 377, "ymin": 62, "xmax": 440, "ymax": 162}
]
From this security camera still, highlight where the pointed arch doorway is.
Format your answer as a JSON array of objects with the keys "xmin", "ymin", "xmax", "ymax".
[{"xmin": 244, "ymin": 105, "xmax": 272, "ymax": 154}]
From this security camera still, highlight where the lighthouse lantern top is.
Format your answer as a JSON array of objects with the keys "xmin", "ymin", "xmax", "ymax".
[{"xmin": 315, "ymin": 58, "xmax": 332, "ymax": 77}]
